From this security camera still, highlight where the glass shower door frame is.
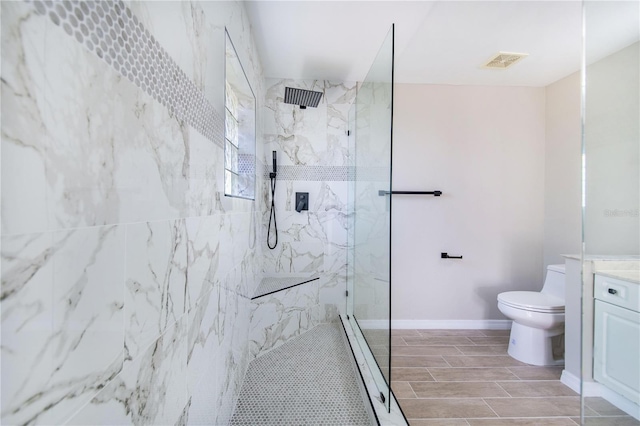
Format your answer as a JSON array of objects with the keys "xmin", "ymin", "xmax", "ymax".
[{"xmin": 346, "ymin": 24, "xmax": 394, "ymax": 413}]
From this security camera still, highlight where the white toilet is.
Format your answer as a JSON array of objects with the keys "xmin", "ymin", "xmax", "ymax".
[{"xmin": 497, "ymin": 264, "xmax": 566, "ymax": 366}]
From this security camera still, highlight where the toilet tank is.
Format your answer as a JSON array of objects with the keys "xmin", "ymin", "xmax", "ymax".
[{"xmin": 541, "ymin": 264, "xmax": 566, "ymax": 300}]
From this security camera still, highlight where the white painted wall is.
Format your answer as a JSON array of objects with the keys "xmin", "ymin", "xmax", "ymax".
[
  {"xmin": 584, "ymin": 42, "xmax": 640, "ymax": 255},
  {"xmin": 392, "ymin": 84, "xmax": 546, "ymax": 322},
  {"xmin": 543, "ymin": 72, "xmax": 582, "ymax": 267}
]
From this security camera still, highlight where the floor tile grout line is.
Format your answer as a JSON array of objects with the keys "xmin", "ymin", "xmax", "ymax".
[
  {"xmin": 425, "ymin": 367, "xmax": 439, "ymax": 383},
  {"xmin": 482, "ymin": 397, "xmax": 502, "ymax": 418},
  {"xmin": 409, "ymin": 384, "xmax": 418, "ymax": 399},
  {"xmin": 442, "ymin": 355, "xmax": 453, "ymax": 368},
  {"xmin": 393, "ymin": 330, "xmax": 593, "ymax": 426},
  {"xmin": 453, "ymin": 345, "xmax": 466, "ymax": 355},
  {"xmin": 494, "ymin": 381, "xmax": 514, "ymax": 398}
]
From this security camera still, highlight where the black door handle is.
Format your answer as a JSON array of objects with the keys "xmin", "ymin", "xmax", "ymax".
[{"xmin": 441, "ymin": 252, "xmax": 463, "ymax": 259}]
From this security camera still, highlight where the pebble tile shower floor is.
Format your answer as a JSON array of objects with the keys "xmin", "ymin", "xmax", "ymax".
[{"xmin": 230, "ymin": 323, "xmax": 372, "ymax": 426}]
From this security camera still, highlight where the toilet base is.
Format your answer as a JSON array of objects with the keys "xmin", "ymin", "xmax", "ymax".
[{"xmin": 507, "ymin": 322, "xmax": 565, "ymax": 366}]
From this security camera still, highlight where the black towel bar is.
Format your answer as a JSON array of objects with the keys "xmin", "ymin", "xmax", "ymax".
[{"xmin": 378, "ymin": 190, "xmax": 442, "ymax": 196}]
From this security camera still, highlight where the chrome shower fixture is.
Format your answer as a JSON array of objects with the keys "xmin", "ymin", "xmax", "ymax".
[{"xmin": 284, "ymin": 87, "xmax": 323, "ymax": 109}]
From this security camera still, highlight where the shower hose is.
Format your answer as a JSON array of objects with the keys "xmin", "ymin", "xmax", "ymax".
[{"xmin": 267, "ymin": 173, "xmax": 277, "ymax": 249}]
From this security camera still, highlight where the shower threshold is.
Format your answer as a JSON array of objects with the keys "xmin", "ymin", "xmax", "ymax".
[{"xmin": 230, "ymin": 322, "xmax": 376, "ymax": 425}]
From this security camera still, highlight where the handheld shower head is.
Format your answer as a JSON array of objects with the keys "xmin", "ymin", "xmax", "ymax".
[
  {"xmin": 268, "ymin": 151, "xmax": 278, "ymax": 249},
  {"xmin": 270, "ymin": 151, "xmax": 277, "ymax": 178}
]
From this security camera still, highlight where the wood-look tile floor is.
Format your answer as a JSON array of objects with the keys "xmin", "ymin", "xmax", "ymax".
[{"xmin": 379, "ymin": 329, "xmax": 640, "ymax": 426}]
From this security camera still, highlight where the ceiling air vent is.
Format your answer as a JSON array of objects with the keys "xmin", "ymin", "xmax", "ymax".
[{"xmin": 482, "ymin": 52, "xmax": 528, "ymax": 69}]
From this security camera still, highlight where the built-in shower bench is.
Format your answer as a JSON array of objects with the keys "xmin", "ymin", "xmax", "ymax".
[{"xmin": 251, "ymin": 275, "xmax": 320, "ymax": 299}]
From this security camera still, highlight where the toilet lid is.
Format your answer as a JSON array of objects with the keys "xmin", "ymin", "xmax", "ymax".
[{"xmin": 498, "ymin": 291, "xmax": 565, "ymax": 312}]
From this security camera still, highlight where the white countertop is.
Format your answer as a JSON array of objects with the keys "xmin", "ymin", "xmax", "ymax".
[
  {"xmin": 596, "ymin": 270, "xmax": 640, "ymax": 284},
  {"xmin": 562, "ymin": 254, "xmax": 640, "ymax": 261}
]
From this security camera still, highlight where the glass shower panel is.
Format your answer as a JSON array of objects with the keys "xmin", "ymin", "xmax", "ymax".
[
  {"xmin": 582, "ymin": 2, "xmax": 640, "ymax": 423},
  {"xmin": 348, "ymin": 24, "xmax": 394, "ymax": 411}
]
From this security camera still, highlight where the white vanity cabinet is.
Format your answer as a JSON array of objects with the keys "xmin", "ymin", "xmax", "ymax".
[{"xmin": 593, "ymin": 274, "xmax": 640, "ymax": 405}]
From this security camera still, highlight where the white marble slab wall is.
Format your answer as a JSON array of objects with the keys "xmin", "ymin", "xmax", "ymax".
[
  {"xmin": 252, "ymin": 79, "xmax": 356, "ymax": 358},
  {"xmin": 1, "ymin": 1, "xmax": 264, "ymax": 425}
]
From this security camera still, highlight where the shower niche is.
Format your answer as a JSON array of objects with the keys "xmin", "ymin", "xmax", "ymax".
[{"xmin": 224, "ymin": 28, "xmax": 256, "ymax": 200}]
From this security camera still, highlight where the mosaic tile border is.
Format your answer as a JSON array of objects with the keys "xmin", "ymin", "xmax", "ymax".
[
  {"xmin": 263, "ymin": 166, "xmax": 390, "ymax": 182},
  {"xmin": 27, "ymin": 0, "xmax": 224, "ymax": 146},
  {"xmin": 238, "ymin": 154, "xmax": 256, "ymax": 175}
]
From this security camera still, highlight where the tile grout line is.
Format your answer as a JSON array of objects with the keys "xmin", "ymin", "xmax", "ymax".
[
  {"xmin": 425, "ymin": 367, "xmax": 439, "ymax": 383},
  {"xmin": 392, "ymin": 330, "xmax": 590, "ymax": 425},
  {"xmin": 482, "ymin": 397, "xmax": 502, "ymax": 419},
  {"xmin": 408, "ymin": 382, "xmax": 419, "ymax": 399},
  {"xmin": 442, "ymin": 355, "xmax": 453, "ymax": 368},
  {"xmin": 494, "ymin": 381, "xmax": 514, "ymax": 398}
]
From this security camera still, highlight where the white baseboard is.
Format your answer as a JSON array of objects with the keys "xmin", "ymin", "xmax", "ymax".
[
  {"xmin": 600, "ymin": 386, "xmax": 640, "ymax": 420},
  {"xmin": 561, "ymin": 370, "xmax": 603, "ymax": 396},
  {"xmin": 356, "ymin": 320, "xmax": 388, "ymax": 329},
  {"xmin": 561, "ymin": 370, "xmax": 640, "ymax": 420},
  {"xmin": 560, "ymin": 370, "xmax": 583, "ymax": 394},
  {"xmin": 391, "ymin": 319, "xmax": 512, "ymax": 330}
]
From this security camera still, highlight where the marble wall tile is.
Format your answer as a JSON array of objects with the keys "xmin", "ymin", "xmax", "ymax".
[
  {"xmin": 2, "ymin": 2, "xmax": 242, "ymax": 237},
  {"xmin": 315, "ymin": 181, "xmax": 349, "ymax": 213},
  {"xmin": 128, "ymin": 2, "xmax": 201, "ymax": 90},
  {"xmin": 209, "ymin": 282, "xmax": 251, "ymax": 425},
  {"xmin": 318, "ymin": 210, "xmax": 350, "ymax": 320},
  {"xmin": 1, "ymin": 225, "xmax": 125, "ymax": 425},
  {"xmin": 269, "ymin": 180, "xmax": 347, "ymax": 214},
  {"xmin": 0, "ymin": 1, "xmax": 377, "ymax": 424},
  {"xmin": 198, "ymin": 1, "xmax": 265, "ymax": 114},
  {"xmin": 324, "ymin": 80, "xmax": 358, "ymax": 106},
  {"xmin": 248, "ymin": 279, "xmax": 320, "ymax": 358},
  {"xmin": 263, "ymin": 240, "xmax": 325, "ymax": 276},
  {"xmin": 186, "ymin": 270, "xmax": 251, "ymax": 424},
  {"xmin": 257, "ymin": 78, "xmax": 355, "ymax": 347},
  {"xmin": 183, "ymin": 128, "xmax": 225, "ymax": 217},
  {"xmin": 319, "ymin": 273, "xmax": 346, "ymax": 321},
  {"xmin": 185, "ymin": 215, "xmax": 222, "ymax": 311},
  {"xmin": 261, "ymin": 181, "xmax": 347, "ymax": 297},
  {"xmin": 218, "ymin": 212, "xmax": 256, "ymax": 287},
  {"xmin": 106, "ymin": 78, "xmax": 223, "ymax": 225},
  {"xmin": 265, "ymin": 79, "xmax": 356, "ymax": 169},
  {"xmin": 2, "ymin": 1, "xmax": 263, "ymax": 425},
  {"xmin": 187, "ymin": 370, "xmax": 218, "ymax": 425},
  {"xmin": 67, "ymin": 316, "xmax": 188, "ymax": 426},
  {"xmin": 1, "ymin": 2, "xmax": 52, "ymax": 236},
  {"xmin": 187, "ymin": 285, "xmax": 219, "ymax": 399},
  {"xmin": 321, "ymin": 211, "xmax": 350, "ymax": 269},
  {"xmin": 124, "ymin": 220, "xmax": 187, "ymax": 361}
]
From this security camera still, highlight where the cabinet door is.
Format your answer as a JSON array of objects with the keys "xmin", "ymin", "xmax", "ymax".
[{"xmin": 594, "ymin": 300, "xmax": 640, "ymax": 405}]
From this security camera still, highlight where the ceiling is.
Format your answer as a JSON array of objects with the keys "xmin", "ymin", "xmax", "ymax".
[{"xmin": 245, "ymin": 0, "xmax": 640, "ymax": 87}]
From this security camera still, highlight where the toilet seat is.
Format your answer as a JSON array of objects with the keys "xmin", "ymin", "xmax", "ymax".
[{"xmin": 498, "ymin": 291, "xmax": 564, "ymax": 313}]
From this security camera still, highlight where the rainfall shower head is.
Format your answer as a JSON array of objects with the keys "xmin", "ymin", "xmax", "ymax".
[{"xmin": 284, "ymin": 87, "xmax": 323, "ymax": 109}]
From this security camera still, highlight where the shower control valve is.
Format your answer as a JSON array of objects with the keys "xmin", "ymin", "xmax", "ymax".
[{"xmin": 295, "ymin": 192, "xmax": 309, "ymax": 213}]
